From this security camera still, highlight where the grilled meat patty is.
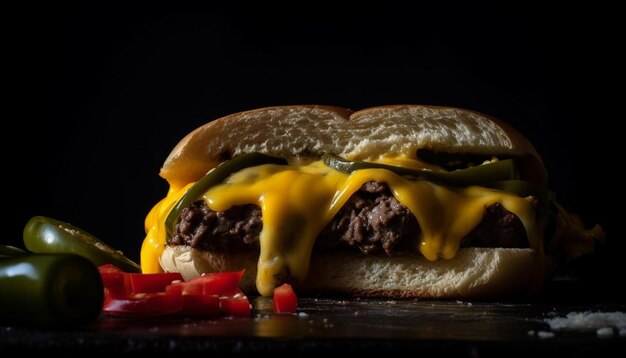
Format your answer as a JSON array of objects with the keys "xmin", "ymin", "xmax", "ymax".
[{"xmin": 170, "ymin": 182, "xmax": 529, "ymax": 254}]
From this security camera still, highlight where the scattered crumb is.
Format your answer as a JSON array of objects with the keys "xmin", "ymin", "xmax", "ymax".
[
  {"xmin": 546, "ymin": 311, "xmax": 626, "ymax": 331},
  {"xmin": 527, "ymin": 330, "xmax": 535, "ymax": 336},
  {"xmin": 354, "ymin": 311, "xmax": 360, "ymax": 316},
  {"xmin": 596, "ymin": 327, "xmax": 614, "ymax": 338},
  {"xmin": 537, "ymin": 331, "xmax": 555, "ymax": 339},
  {"xmin": 298, "ymin": 312, "xmax": 309, "ymax": 317},
  {"xmin": 168, "ymin": 339, "xmax": 177, "ymax": 350},
  {"xmin": 455, "ymin": 300, "xmax": 473, "ymax": 307}
]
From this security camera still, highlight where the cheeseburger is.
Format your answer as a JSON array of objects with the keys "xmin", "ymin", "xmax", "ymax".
[{"xmin": 141, "ymin": 105, "xmax": 603, "ymax": 298}]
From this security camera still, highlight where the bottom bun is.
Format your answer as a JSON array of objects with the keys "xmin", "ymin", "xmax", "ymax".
[{"xmin": 160, "ymin": 246, "xmax": 544, "ymax": 299}]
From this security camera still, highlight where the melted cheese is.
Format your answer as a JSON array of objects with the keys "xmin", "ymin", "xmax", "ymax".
[
  {"xmin": 141, "ymin": 159, "xmax": 540, "ymax": 296},
  {"xmin": 141, "ymin": 183, "xmax": 193, "ymax": 274}
]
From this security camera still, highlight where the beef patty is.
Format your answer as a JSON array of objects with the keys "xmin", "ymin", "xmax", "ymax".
[{"xmin": 170, "ymin": 181, "xmax": 529, "ymax": 254}]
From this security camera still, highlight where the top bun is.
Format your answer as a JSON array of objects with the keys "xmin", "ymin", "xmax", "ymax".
[{"xmin": 161, "ymin": 105, "xmax": 546, "ymax": 188}]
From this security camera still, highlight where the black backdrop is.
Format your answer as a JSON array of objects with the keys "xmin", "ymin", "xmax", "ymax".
[{"xmin": 11, "ymin": 3, "xmax": 623, "ymax": 295}]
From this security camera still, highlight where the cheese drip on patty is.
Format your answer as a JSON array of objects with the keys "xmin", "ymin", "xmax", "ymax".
[{"xmin": 142, "ymin": 158, "xmax": 539, "ymax": 296}]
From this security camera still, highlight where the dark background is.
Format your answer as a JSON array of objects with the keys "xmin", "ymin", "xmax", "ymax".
[{"xmin": 10, "ymin": 3, "xmax": 623, "ymax": 297}]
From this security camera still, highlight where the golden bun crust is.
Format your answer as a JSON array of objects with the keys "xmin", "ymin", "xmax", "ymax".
[
  {"xmin": 160, "ymin": 105, "xmax": 547, "ymax": 189},
  {"xmin": 160, "ymin": 246, "xmax": 544, "ymax": 299}
]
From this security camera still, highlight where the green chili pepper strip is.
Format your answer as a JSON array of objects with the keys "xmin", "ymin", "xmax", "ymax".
[
  {"xmin": 323, "ymin": 154, "xmax": 518, "ymax": 187},
  {"xmin": 0, "ymin": 244, "xmax": 28, "ymax": 258},
  {"xmin": 165, "ymin": 152, "xmax": 288, "ymax": 239},
  {"xmin": 488, "ymin": 180, "xmax": 555, "ymax": 202},
  {"xmin": 24, "ymin": 216, "xmax": 141, "ymax": 273},
  {"xmin": 0, "ymin": 254, "xmax": 103, "ymax": 327}
]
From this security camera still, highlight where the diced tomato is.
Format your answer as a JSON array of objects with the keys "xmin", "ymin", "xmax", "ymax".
[
  {"xmin": 127, "ymin": 272, "xmax": 183, "ymax": 294},
  {"xmin": 179, "ymin": 295, "xmax": 220, "ymax": 317},
  {"xmin": 167, "ymin": 278, "xmax": 202, "ymax": 295},
  {"xmin": 273, "ymin": 283, "xmax": 297, "ymax": 313},
  {"xmin": 199, "ymin": 271, "xmax": 245, "ymax": 296},
  {"xmin": 98, "ymin": 264, "xmax": 130, "ymax": 298},
  {"xmin": 220, "ymin": 296, "xmax": 251, "ymax": 317},
  {"xmin": 164, "ymin": 284, "xmax": 220, "ymax": 316},
  {"xmin": 167, "ymin": 270, "xmax": 244, "ymax": 296},
  {"xmin": 98, "ymin": 264, "xmax": 124, "ymax": 274},
  {"xmin": 165, "ymin": 282, "xmax": 182, "ymax": 296},
  {"xmin": 97, "ymin": 265, "xmax": 249, "ymax": 318},
  {"xmin": 102, "ymin": 291, "xmax": 183, "ymax": 317}
]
